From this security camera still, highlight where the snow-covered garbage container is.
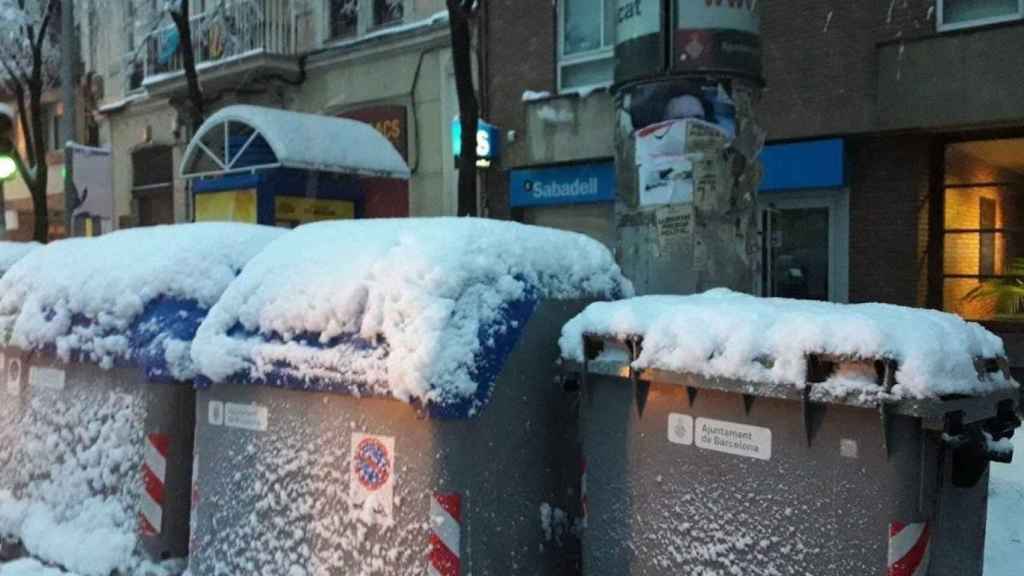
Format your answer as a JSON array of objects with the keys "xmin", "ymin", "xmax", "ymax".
[
  {"xmin": 0, "ymin": 241, "xmax": 41, "ymax": 485},
  {"xmin": 0, "ymin": 224, "xmax": 283, "ymax": 576},
  {"xmin": 560, "ymin": 290, "xmax": 1021, "ymax": 576},
  {"xmin": 186, "ymin": 218, "xmax": 632, "ymax": 576}
]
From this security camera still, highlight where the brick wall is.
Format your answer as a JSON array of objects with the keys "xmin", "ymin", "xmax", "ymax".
[
  {"xmin": 482, "ymin": 0, "xmax": 556, "ymax": 219},
  {"xmin": 757, "ymin": 0, "xmax": 942, "ymax": 140},
  {"xmin": 847, "ymin": 134, "xmax": 933, "ymax": 307}
]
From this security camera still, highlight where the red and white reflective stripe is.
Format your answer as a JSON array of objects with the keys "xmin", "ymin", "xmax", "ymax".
[
  {"xmin": 140, "ymin": 433, "xmax": 170, "ymax": 536},
  {"xmin": 888, "ymin": 521, "xmax": 931, "ymax": 576},
  {"xmin": 429, "ymin": 493, "xmax": 461, "ymax": 576}
]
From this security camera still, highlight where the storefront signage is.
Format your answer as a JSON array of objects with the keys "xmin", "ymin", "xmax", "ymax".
[
  {"xmin": 510, "ymin": 162, "xmax": 616, "ymax": 207},
  {"xmin": 274, "ymin": 196, "xmax": 355, "ymax": 228},
  {"xmin": 674, "ymin": 0, "xmax": 761, "ymax": 79},
  {"xmin": 195, "ymin": 189, "xmax": 258, "ymax": 224},
  {"xmin": 615, "ymin": 0, "xmax": 666, "ymax": 84},
  {"xmin": 760, "ymin": 138, "xmax": 845, "ymax": 192},
  {"xmin": 452, "ymin": 118, "xmax": 501, "ymax": 168},
  {"xmin": 338, "ymin": 106, "xmax": 409, "ymax": 160}
]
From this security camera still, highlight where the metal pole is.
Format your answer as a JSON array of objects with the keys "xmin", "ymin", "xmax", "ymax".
[
  {"xmin": 62, "ymin": 0, "xmax": 77, "ymax": 237},
  {"xmin": 0, "ymin": 180, "xmax": 6, "ymax": 240}
]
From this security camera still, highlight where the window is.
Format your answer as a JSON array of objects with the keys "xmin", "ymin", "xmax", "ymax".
[
  {"xmin": 373, "ymin": 0, "xmax": 403, "ymax": 27},
  {"xmin": 49, "ymin": 112, "xmax": 64, "ymax": 152},
  {"xmin": 942, "ymin": 139, "xmax": 1024, "ymax": 321},
  {"xmin": 938, "ymin": 0, "xmax": 1023, "ymax": 31},
  {"xmin": 328, "ymin": 0, "xmax": 359, "ymax": 39},
  {"xmin": 559, "ymin": 0, "xmax": 615, "ymax": 92},
  {"xmin": 132, "ymin": 146, "xmax": 176, "ymax": 226}
]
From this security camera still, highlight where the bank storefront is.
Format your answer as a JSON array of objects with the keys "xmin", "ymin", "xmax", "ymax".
[{"xmin": 509, "ymin": 160, "xmax": 617, "ymax": 247}]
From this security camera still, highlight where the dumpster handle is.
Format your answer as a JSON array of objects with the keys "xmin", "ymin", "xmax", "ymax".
[
  {"xmin": 879, "ymin": 359, "xmax": 898, "ymax": 459},
  {"xmin": 579, "ymin": 334, "xmax": 603, "ymax": 395},
  {"xmin": 628, "ymin": 337, "xmax": 650, "ymax": 418}
]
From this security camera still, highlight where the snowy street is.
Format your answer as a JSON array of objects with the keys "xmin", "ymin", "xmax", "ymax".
[{"xmin": 3, "ymin": 0, "xmax": 1024, "ymax": 574}]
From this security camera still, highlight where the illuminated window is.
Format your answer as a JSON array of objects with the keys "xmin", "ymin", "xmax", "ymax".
[{"xmin": 943, "ymin": 139, "xmax": 1024, "ymax": 321}]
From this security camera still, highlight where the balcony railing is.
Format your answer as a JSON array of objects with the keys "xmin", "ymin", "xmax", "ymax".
[{"xmin": 128, "ymin": 0, "xmax": 297, "ymax": 91}]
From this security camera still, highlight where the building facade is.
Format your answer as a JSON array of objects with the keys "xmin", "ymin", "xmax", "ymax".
[
  {"xmin": 80, "ymin": 0, "xmax": 463, "ymax": 229},
  {"xmin": 481, "ymin": 0, "xmax": 1024, "ymax": 369}
]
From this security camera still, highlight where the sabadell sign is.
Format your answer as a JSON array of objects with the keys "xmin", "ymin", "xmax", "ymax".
[
  {"xmin": 615, "ymin": 0, "xmax": 762, "ymax": 84},
  {"xmin": 509, "ymin": 162, "xmax": 616, "ymax": 208}
]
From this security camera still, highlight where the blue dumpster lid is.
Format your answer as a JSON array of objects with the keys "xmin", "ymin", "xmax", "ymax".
[
  {"xmin": 561, "ymin": 289, "xmax": 1018, "ymax": 401},
  {"xmin": 0, "ymin": 241, "xmax": 40, "ymax": 276},
  {"xmin": 193, "ymin": 218, "xmax": 633, "ymax": 417},
  {"xmin": 0, "ymin": 223, "xmax": 284, "ymax": 380}
]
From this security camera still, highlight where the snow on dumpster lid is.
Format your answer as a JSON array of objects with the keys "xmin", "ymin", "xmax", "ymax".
[
  {"xmin": 0, "ymin": 223, "xmax": 285, "ymax": 377},
  {"xmin": 192, "ymin": 218, "xmax": 633, "ymax": 412},
  {"xmin": 560, "ymin": 289, "xmax": 1016, "ymax": 400},
  {"xmin": 0, "ymin": 241, "xmax": 41, "ymax": 275}
]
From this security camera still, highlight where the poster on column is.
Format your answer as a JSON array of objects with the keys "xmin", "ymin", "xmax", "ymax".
[
  {"xmin": 69, "ymin": 144, "xmax": 114, "ymax": 236},
  {"xmin": 673, "ymin": 0, "xmax": 761, "ymax": 79},
  {"xmin": 615, "ymin": 0, "xmax": 666, "ymax": 83},
  {"xmin": 635, "ymin": 117, "xmax": 729, "ymax": 206}
]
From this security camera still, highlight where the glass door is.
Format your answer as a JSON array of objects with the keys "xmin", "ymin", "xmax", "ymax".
[{"xmin": 761, "ymin": 191, "xmax": 849, "ymax": 302}]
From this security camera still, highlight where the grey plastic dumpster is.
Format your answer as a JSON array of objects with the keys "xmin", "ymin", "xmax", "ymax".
[
  {"xmin": 186, "ymin": 219, "xmax": 631, "ymax": 576},
  {"xmin": 560, "ymin": 291, "xmax": 1021, "ymax": 576},
  {"xmin": 0, "ymin": 241, "xmax": 40, "ymax": 498},
  {"xmin": 0, "ymin": 224, "xmax": 282, "ymax": 575}
]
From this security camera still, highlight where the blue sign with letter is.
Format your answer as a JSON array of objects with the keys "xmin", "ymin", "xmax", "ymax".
[
  {"xmin": 510, "ymin": 162, "xmax": 616, "ymax": 207},
  {"xmin": 452, "ymin": 118, "xmax": 501, "ymax": 167}
]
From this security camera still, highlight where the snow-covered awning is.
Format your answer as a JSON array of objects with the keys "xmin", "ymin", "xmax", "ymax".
[{"xmin": 180, "ymin": 105, "xmax": 411, "ymax": 180}]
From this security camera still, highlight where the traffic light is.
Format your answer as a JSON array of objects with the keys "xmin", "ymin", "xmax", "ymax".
[{"xmin": 0, "ymin": 104, "xmax": 17, "ymax": 180}]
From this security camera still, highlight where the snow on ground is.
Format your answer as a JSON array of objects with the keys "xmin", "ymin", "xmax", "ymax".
[
  {"xmin": 0, "ymin": 223, "xmax": 284, "ymax": 371},
  {"xmin": 192, "ymin": 218, "xmax": 631, "ymax": 406},
  {"xmin": 0, "ymin": 559, "xmax": 76, "ymax": 576},
  {"xmin": 561, "ymin": 289, "xmax": 1014, "ymax": 400},
  {"xmin": 0, "ymin": 243, "xmax": 40, "ymax": 275},
  {"xmin": 986, "ymin": 442, "xmax": 1024, "ymax": 575}
]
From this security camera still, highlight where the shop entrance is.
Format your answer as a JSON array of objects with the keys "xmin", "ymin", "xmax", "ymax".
[
  {"xmin": 941, "ymin": 137, "xmax": 1024, "ymax": 321},
  {"xmin": 761, "ymin": 190, "xmax": 849, "ymax": 302}
]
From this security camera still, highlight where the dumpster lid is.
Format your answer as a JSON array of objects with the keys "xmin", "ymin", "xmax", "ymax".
[
  {"xmin": 193, "ymin": 218, "xmax": 632, "ymax": 411},
  {"xmin": 0, "ymin": 241, "xmax": 40, "ymax": 275},
  {"xmin": 180, "ymin": 105, "xmax": 412, "ymax": 180},
  {"xmin": 561, "ymin": 290, "xmax": 1017, "ymax": 402},
  {"xmin": 0, "ymin": 223, "xmax": 284, "ymax": 376}
]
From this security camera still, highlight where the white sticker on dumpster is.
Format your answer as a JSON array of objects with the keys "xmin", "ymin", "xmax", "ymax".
[
  {"xmin": 667, "ymin": 413, "xmax": 694, "ymax": 445},
  {"xmin": 223, "ymin": 403, "xmax": 268, "ymax": 432},
  {"xmin": 208, "ymin": 401, "xmax": 224, "ymax": 426},
  {"xmin": 695, "ymin": 417, "xmax": 772, "ymax": 461},
  {"xmin": 29, "ymin": 366, "xmax": 65, "ymax": 392},
  {"xmin": 350, "ymin": 433, "xmax": 396, "ymax": 524}
]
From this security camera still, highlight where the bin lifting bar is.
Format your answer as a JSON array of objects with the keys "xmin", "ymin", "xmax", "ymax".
[
  {"xmin": 879, "ymin": 359, "xmax": 898, "ymax": 459},
  {"xmin": 579, "ymin": 334, "xmax": 605, "ymax": 399},
  {"xmin": 628, "ymin": 336, "xmax": 651, "ymax": 419},
  {"xmin": 802, "ymin": 354, "xmax": 836, "ymax": 448}
]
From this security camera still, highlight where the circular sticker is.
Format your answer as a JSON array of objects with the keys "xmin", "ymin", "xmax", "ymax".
[{"xmin": 353, "ymin": 437, "xmax": 392, "ymax": 492}]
